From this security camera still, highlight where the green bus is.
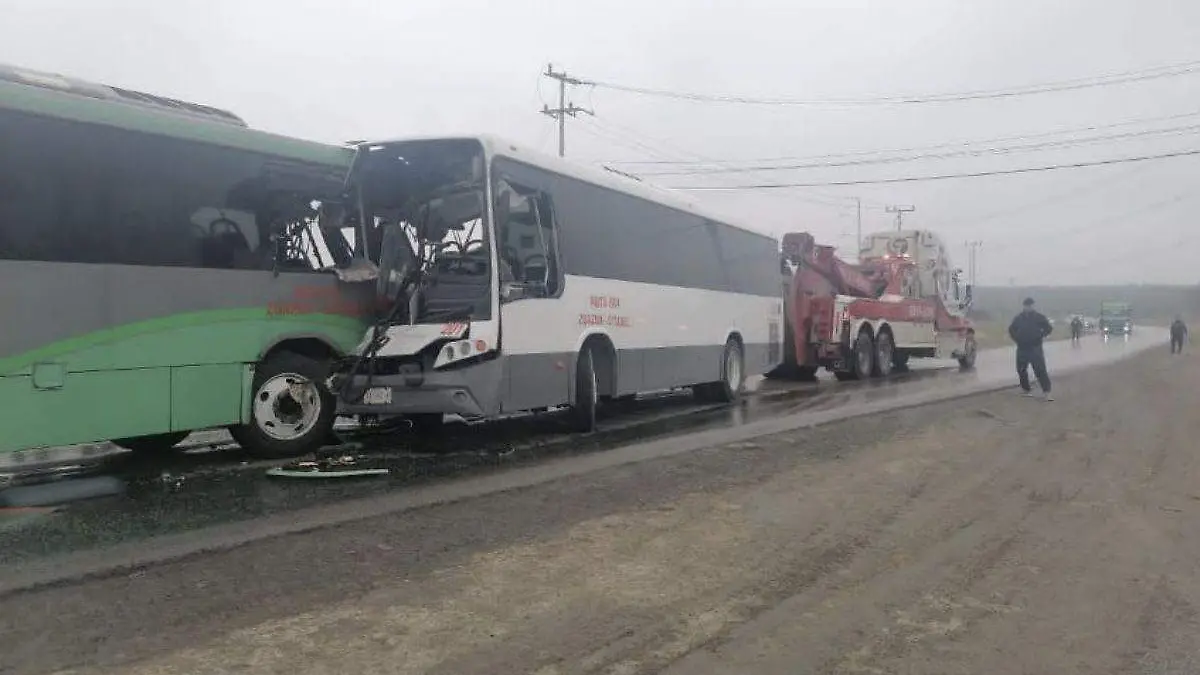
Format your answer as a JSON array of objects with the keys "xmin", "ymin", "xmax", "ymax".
[{"xmin": 0, "ymin": 64, "xmax": 377, "ymax": 458}]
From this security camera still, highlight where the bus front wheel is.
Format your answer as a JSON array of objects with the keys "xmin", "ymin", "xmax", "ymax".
[{"xmin": 230, "ymin": 351, "xmax": 337, "ymax": 459}]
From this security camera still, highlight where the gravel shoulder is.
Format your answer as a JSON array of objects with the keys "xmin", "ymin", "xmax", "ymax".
[{"xmin": 6, "ymin": 346, "xmax": 1198, "ymax": 675}]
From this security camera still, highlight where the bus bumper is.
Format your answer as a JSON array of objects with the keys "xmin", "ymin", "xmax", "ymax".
[{"xmin": 332, "ymin": 360, "xmax": 502, "ymax": 418}]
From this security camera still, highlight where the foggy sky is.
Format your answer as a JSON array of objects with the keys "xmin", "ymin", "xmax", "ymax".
[{"xmin": 3, "ymin": 0, "xmax": 1198, "ymax": 286}]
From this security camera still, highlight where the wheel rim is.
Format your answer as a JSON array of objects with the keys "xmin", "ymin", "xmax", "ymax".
[
  {"xmin": 725, "ymin": 346, "xmax": 743, "ymax": 390},
  {"xmin": 877, "ymin": 335, "xmax": 893, "ymax": 375},
  {"xmin": 253, "ymin": 373, "xmax": 322, "ymax": 441}
]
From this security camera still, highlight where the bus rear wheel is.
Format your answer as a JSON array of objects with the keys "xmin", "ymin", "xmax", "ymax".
[
  {"xmin": 113, "ymin": 431, "xmax": 190, "ymax": 455},
  {"xmin": 570, "ymin": 348, "xmax": 599, "ymax": 433},
  {"xmin": 230, "ymin": 351, "xmax": 337, "ymax": 459}
]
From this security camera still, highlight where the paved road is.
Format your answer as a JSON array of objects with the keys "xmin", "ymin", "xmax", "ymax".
[
  {"xmin": 0, "ymin": 331, "xmax": 1163, "ymax": 571},
  {"xmin": 0, "ymin": 331, "xmax": 1187, "ymax": 675}
]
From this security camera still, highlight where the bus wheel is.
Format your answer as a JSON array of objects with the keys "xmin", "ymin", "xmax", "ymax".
[
  {"xmin": 710, "ymin": 338, "xmax": 745, "ymax": 403},
  {"xmin": 231, "ymin": 351, "xmax": 336, "ymax": 459},
  {"xmin": 570, "ymin": 348, "xmax": 599, "ymax": 433},
  {"xmin": 113, "ymin": 431, "xmax": 190, "ymax": 455}
]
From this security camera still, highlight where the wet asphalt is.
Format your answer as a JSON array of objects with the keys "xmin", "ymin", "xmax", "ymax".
[{"xmin": 0, "ymin": 332, "xmax": 1159, "ymax": 564}]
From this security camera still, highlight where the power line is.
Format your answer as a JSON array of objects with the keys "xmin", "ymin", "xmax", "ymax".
[
  {"xmin": 638, "ymin": 123, "xmax": 1200, "ymax": 176},
  {"xmin": 669, "ymin": 148, "xmax": 1200, "ymax": 189},
  {"xmin": 603, "ymin": 108, "xmax": 1200, "ymax": 166},
  {"xmin": 580, "ymin": 58, "xmax": 1200, "ymax": 107},
  {"xmin": 582, "ymin": 115, "xmax": 889, "ymax": 212}
]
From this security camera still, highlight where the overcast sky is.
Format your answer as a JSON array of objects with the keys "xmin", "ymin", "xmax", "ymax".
[{"xmin": 3, "ymin": 0, "xmax": 1200, "ymax": 286}]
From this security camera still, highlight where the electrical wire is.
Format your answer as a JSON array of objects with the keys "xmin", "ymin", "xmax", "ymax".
[
  {"xmin": 602, "ymin": 108, "xmax": 1200, "ymax": 166},
  {"xmin": 581, "ymin": 58, "xmax": 1200, "ymax": 107},
  {"xmin": 668, "ymin": 148, "xmax": 1200, "ymax": 189},
  {"xmin": 638, "ymin": 124, "xmax": 1200, "ymax": 176}
]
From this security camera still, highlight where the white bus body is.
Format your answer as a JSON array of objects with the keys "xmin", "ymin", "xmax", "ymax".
[{"xmin": 332, "ymin": 135, "xmax": 784, "ymax": 425}]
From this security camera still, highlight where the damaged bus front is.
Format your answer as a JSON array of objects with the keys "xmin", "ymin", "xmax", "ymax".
[{"xmin": 328, "ymin": 138, "xmax": 502, "ymax": 430}]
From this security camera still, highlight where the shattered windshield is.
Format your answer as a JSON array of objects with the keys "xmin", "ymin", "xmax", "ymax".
[{"xmin": 354, "ymin": 139, "xmax": 492, "ymax": 323}]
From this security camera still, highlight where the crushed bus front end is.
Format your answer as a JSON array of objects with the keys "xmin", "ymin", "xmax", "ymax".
[{"xmin": 325, "ymin": 137, "xmax": 505, "ymax": 421}]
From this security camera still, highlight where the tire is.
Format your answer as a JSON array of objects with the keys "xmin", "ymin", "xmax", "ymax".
[
  {"xmin": 957, "ymin": 333, "xmax": 978, "ymax": 371},
  {"xmin": 229, "ymin": 351, "xmax": 337, "ymax": 459},
  {"xmin": 113, "ymin": 431, "xmax": 190, "ymax": 455},
  {"xmin": 710, "ymin": 338, "xmax": 745, "ymax": 403},
  {"xmin": 570, "ymin": 348, "xmax": 598, "ymax": 433},
  {"xmin": 842, "ymin": 330, "xmax": 875, "ymax": 381},
  {"xmin": 873, "ymin": 331, "xmax": 895, "ymax": 378},
  {"xmin": 892, "ymin": 351, "xmax": 911, "ymax": 372}
]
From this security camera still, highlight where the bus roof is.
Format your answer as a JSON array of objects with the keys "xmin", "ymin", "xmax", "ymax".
[
  {"xmin": 0, "ymin": 62, "xmax": 353, "ymax": 168},
  {"xmin": 359, "ymin": 133, "xmax": 779, "ymax": 244}
]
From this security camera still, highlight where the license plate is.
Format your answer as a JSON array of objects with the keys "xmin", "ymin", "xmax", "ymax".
[{"xmin": 363, "ymin": 387, "xmax": 392, "ymax": 405}]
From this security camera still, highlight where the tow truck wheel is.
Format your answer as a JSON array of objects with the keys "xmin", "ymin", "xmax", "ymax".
[
  {"xmin": 957, "ymin": 334, "xmax": 978, "ymax": 371},
  {"xmin": 570, "ymin": 347, "xmax": 599, "ymax": 433},
  {"xmin": 873, "ymin": 332, "xmax": 895, "ymax": 378},
  {"xmin": 851, "ymin": 330, "xmax": 875, "ymax": 380},
  {"xmin": 229, "ymin": 351, "xmax": 337, "ymax": 459}
]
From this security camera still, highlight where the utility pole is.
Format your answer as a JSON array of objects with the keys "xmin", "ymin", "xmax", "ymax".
[
  {"xmin": 855, "ymin": 197, "xmax": 862, "ymax": 255},
  {"xmin": 964, "ymin": 240, "xmax": 983, "ymax": 286},
  {"xmin": 886, "ymin": 204, "xmax": 915, "ymax": 231},
  {"xmin": 541, "ymin": 64, "xmax": 593, "ymax": 157}
]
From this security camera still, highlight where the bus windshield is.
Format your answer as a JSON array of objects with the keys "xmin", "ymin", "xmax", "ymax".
[{"xmin": 352, "ymin": 138, "xmax": 491, "ymax": 324}]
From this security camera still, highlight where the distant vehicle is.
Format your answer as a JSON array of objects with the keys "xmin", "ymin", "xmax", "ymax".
[
  {"xmin": 0, "ymin": 63, "xmax": 376, "ymax": 459},
  {"xmin": 767, "ymin": 229, "xmax": 975, "ymax": 382},
  {"xmin": 327, "ymin": 135, "xmax": 784, "ymax": 433},
  {"xmin": 1099, "ymin": 301, "xmax": 1133, "ymax": 338}
]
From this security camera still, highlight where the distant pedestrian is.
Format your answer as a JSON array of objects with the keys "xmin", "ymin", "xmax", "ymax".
[
  {"xmin": 1170, "ymin": 315, "xmax": 1188, "ymax": 354},
  {"xmin": 1008, "ymin": 297, "xmax": 1054, "ymax": 401},
  {"xmin": 1070, "ymin": 315, "xmax": 1084, "ymax": 342}
]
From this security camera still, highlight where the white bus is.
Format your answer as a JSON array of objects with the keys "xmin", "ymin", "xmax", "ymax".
[{"xmin": 328, "ymin": 135, "xmax": 783, "ymax": 431}]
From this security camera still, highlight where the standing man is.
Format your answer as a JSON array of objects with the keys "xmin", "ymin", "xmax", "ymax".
[
  {"xmin": 1070, "ymin": 315, "xmax": 1084, "ymax": 342},
  {"xmin": 1170, "ymin": 315, "xmax": 1188, "ymax": 354},
  {"xmin": 1008, "ymin": 297, "xmax": 1054, "ymax": 401}
]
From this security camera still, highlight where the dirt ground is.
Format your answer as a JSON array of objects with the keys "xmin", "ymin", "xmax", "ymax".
[{"xmin": 5, "ymin": 345, "xmax": 1200, "ymax": 675}]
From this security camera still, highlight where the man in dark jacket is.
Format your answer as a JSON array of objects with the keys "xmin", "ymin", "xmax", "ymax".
[
  {"xmin": 1008, "ymin": 297, "xmax": 1054, "ymax": 400},
  {"xmin": 1170, "ymin": 315, "xmax": 1188, "ymax": 354},
  {"xmin": 1070, "ymin": 315, "xmax": 1084, "ymax": 342}
]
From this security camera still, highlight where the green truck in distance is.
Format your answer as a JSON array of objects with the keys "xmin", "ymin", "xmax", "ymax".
[{"xmin": 1098, "ymin": 301, "xmax": 1133, "ymax": 338}]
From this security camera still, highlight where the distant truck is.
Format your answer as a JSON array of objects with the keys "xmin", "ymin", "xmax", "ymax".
[{"xmin": 1098, "ymin": 301, "xmax": 1133, "ymax": 337}]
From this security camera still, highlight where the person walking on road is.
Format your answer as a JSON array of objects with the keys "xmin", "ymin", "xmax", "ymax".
[
  {"xmin": 1008, "ymin": 297, "xmax": 1054, "ymax": 401},
  {"xmin": 1070, "ymin": 315, "xmax": 1084, "ymax": 342},
  {"xmin": 1170, "ymin": 315, "xmax": 1188, "ymax": 354}
]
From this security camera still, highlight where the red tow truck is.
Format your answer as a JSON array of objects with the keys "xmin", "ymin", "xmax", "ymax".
[{"xmin": 768, "ymin": 229, "xmax": 976, "ymax": 382}]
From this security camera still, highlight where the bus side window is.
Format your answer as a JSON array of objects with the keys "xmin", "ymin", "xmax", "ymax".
[
  {"xmin": 530, "ymin": 193, "xmax": 563, "ymax": 297},
  {"xmin": 496, "ymin": 178, "xmax": 564, "ymax": 301}
]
